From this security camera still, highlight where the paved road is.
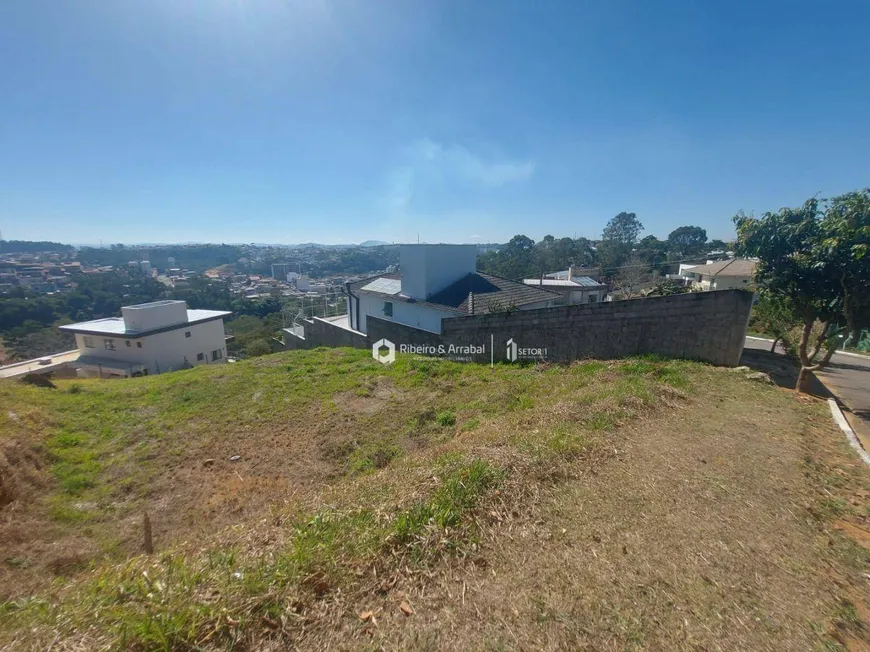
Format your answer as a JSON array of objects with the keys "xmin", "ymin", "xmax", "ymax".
[
  {"xmin": 0, "ymin": 350, "xmax": 80, "ymax": 379},
  {"xmin": 743, "ymin": 336, "xmax": 870, "ymax": 438}
]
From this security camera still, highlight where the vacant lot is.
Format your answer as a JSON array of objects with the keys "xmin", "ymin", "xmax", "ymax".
[{"xmin": 1, "ymin": 349, "xmax": 869, "ymax": 650}]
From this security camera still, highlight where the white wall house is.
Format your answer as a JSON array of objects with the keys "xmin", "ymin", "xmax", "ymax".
[
  {"xmin": 677, "ymin": 259, "xmax": 756, "ymax": 291},
  {"xmin": 353, "ymin": 291, "xmax": 457, "ymax": 334},
  {"xmin": 522, "ymin": 266, "xmax": 607, "ymax": 305},
  {"xmin": 60, "ymin": 300, "xmax": 231, "ymax": 378},
  {"xmin": 345, "ymin": 244, "xmax": 559, "ymax": 335}
]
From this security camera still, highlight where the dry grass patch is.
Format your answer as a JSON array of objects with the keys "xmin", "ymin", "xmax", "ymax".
[{"xmin": 5, "ymin": 351, "xmax": 869, "ymax": 651}]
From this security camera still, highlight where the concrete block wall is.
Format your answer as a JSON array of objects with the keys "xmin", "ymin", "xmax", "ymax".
[
  {"xmin": 443, "ymin": 289, "xmax": 753, "ymax": 366},
  {"xmin": 283, "ymin": 317, "xmax": 369, "ymax": 351},
  {"xmin": 367, "ymin": 317, "xmax": 446, "ymax": 350},
  {"xmin": 286, "ymin": 290, "xmax": 753, "ymax": 367},
  {"xmin": 371, "ymin": 289, "xmax": 753, "ymax": 366}
]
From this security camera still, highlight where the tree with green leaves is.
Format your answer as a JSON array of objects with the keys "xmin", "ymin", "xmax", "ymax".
[
  {"xmin": 667, "ymin": 225, "xmax": 707, "ymax": 259},
  {"xmin": 602, "ymin": 212, "xmax": 644, "ymax": 245},
  {"xmin": 749, "ymin": 289, "xmax": 801, "ymax": 353},
  {"xmin": 599, "ymin": 212, "xmax": 643, "ymax": 277},
  {"xmin": 818, "ymin": 189, "xmax": 870, "ymax": 347},
  {"xmin": 244, "ymin": 339, "xmax": 273, "ymax": 358},
  {"xmin": 735, "ymin": 199, "xmax": 841, "ymax": 391},
  {"xmin": 636, "ymin": 235, "xmax": 669, "ymax": 274},
  {"xmin": 570, "ymin": 237, "xmax": 598, "ymax": 268}
]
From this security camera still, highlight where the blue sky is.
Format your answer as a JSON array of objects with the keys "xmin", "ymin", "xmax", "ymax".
[{"xmin": 1, "ymin": 0, "xmax": 868, "ymax": 245}]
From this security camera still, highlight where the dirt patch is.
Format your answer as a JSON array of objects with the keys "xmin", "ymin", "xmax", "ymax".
[
  {"xmin": 335, "ymin": 377, "xmax": 405, "ymax": 416},
  {"xmin": 322, "ymin": 381, "xmax": 870, "ymax": 651},
  {"xmin": 0, "ymin": 436, "xmax": 49, "ymax": 507},
  {"xmin": 836, "ymin": 520, "xmax": 870, "ymax": 551}
]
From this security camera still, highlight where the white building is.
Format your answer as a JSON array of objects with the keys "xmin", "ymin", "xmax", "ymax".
[
  {"xmin": 677, "ymin": 259, "xmax": 756, "ymax": 291},
  {"xmin": 522, "ymin": 266, "xmax": 607, "ymax": 305},
  {"xmin": 60, "ymin": 300, "xmax": 231, "ymax": 378},
  {"xmin": 272, "ymin": 263, "xmax": 293, "ymax": 280},
  {"xmin": 345, "ymin": 244, "xmax": 558, "ymax": 334}
]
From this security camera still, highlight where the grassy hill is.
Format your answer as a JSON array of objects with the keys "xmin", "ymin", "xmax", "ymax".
[{"xmin": 2, "ymin": 349, "xmax": 870, "ymax": 650}]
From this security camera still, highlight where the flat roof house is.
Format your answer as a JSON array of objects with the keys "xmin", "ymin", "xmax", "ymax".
[
  {"xmin": 346, "ymin": 244, "xmax": 560, "ymax": 335},
  {"xmin": 522, "ymin": 265, "xmax": 608, "ymax": 305},
  {"xmin": 60, "ymin": 300, "xmax": 231, "ymax": 378}
]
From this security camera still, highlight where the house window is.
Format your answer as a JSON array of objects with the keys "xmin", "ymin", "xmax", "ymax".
[
  {"xmin": 104, "ymin": 339, "xmax": 116, "ymax": 351},
  {"xmin": 126, "ymin": 340, "xmax": 131, "ymax": 347},
  {"xmin": 383, "ymin": 301, "xmax": 393, "ymax": 317},
  {"xmin": 137, "ymin": 341, "xmax": 143, "ymax": 348},
  {"xmin": 83, "ymin": 336, "xmax": 95, "ymax": 348},
  {"xmin": 211, "ymin": 349, "xmax": 223, "ymax": 361},
  {"xmin": 197, "ymin": 352, "xmax": 204, "ymax": 361},
  {"xmin": 185, "ymin": 331, "xmax": 191, "ymax": 338},
  {"xmin": 589, "ymin": 294, "xmax": 598, "ymax": 304}
]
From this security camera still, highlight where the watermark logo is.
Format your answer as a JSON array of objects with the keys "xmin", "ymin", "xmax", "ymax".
[
  {"xmin": 506, "ymin": 338, "xmax": 518, "ymax": 362},
  {"xmin": 372, "ymin": 338, "xmax": 395, "ymax": 365},
  {"xmin": 506, "ymin": 337, "xmax": 547, "ymax": 362}
]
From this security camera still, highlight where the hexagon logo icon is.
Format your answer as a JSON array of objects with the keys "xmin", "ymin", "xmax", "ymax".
[
  {"xmin": 506, "ymin": 338, "xmax": 518, "ymax": 362},
  {"xmin": 372, "ymin": 338, "xmax": 396, "ymax": 365}
]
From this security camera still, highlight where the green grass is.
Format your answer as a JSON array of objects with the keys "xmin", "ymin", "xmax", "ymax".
[{"xmin": 0, "ymin": 348, "xmax": 707, "ymax": 649}]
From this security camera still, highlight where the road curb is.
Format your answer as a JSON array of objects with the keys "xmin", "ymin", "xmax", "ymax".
[
  {"xmin": 745, "ymin": 336, "xmax": 868, "ymax": 361},
  {"xmin": 828, "ymin": 399, "xmax": 870, "ymax": 469}
]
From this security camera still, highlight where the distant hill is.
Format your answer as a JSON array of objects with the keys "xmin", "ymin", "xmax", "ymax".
[
  {"xmin": 359, "ymin": 240, "xmax": 390, "ymax": 247},
  {"xmin": 0, "ymin": 239, "xmax": 74, "ymax": 254}
]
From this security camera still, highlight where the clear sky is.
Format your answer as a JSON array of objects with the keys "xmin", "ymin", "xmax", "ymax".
[{"xmin": 1, "ymin": 0, "xmax": 868, "ymax": 246}]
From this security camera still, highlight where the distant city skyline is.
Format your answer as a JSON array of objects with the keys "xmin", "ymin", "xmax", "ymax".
[{"xmin": 2, "ymin": 1, "xmax": 868, "ymax": 245}]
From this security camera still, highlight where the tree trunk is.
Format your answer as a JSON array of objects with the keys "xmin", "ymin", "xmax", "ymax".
[
  {"xmin": 808, "ymin": 321, "xmax": 828, "ymax": 363},
  {"xmin": 796, "ymin": 366, "xmax": 810, "ymax": 393},
  {"xmin": 770, "ymin": 337, "xmax": 780, "ymax": 353},
  {"xmin": 795, "ymin": 318, "xmax": 816, "ymax": 394},
  {"xmin": 842, "ymin": 280, "xmax": 859, "ymax": 348},
  {"xmin": 819, "ymin": 343, "xmax": 838, "ymax": 368},
  {"xmin": 797, "ymin": 319, "xmax": 812, "ymax": 367}
]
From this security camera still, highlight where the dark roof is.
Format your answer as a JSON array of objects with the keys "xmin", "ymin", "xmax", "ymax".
[
  {"xmin": 428, "ymin": 272, "xmax": 559, "ymax": 314},
  {"xmin": 352, "ymin": 272, "xmax": 559, "ymax": 315}
]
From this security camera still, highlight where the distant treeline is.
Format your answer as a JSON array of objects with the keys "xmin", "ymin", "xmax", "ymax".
[
  {"xmin": 77, "ymin": 244, "xmax": 241, "ymax": 272},
  {"xmin": 0, "ymin": 240, "xmax": 75, "ymax": 254},
  {"xmin": 76, "ymin": 243, "xmax": 400, "ymax": 276},
  {"xmin": 477, "ymin": 215, "xmax": 731, "ymax": 281},
  {"xmin": 0, "ymin": 270, "xmax": 341, "ymax": 361}
]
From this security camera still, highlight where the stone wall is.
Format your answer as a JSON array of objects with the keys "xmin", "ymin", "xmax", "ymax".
[{"xmin": 371, "ymin": 289, "xmax": 753, "ymax": 367}]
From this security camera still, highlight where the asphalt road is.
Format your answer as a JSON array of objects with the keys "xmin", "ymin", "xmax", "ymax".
[{"xmin": 743, "ymin": 336, "xmax": 870, "ymax": 437}]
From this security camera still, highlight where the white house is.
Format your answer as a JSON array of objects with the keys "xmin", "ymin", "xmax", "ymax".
[
  {"xmin": 522, "ymin": 266, "xmax": 607, "ymax": 305},
  {"xmin": 344, "ymin": 244, "xmax": 559, "ymax": 335},
  {"xmin": 60, "ymin": 300, "xmax": 231, "ymax": 378},
  {"xmin": 678, "ymin": 259, "xmax": 757, "ymax": 291}
]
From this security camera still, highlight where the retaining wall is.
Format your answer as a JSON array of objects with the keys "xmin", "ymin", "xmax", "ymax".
[{"xmin": 294, "ymin": 289, "xmax": 754, "ymax": 367}]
